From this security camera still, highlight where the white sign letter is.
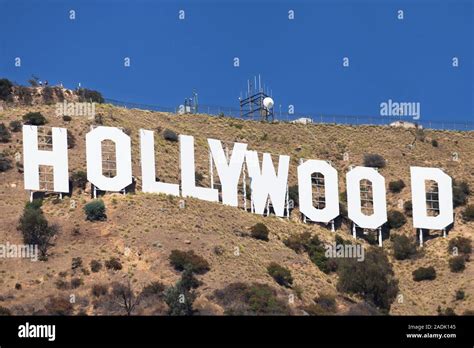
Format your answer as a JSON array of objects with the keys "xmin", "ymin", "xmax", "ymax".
[
  {"xmin": 86, "ymin": 126, "xmax": 132, "ymax": 191},
  {"xmin": 298, "ymin": 160, "xmax": 339, "ymax": 223},
  {"xmin": 23, "ymin": 125, "xmax": 69, "ymax": 193},
  {"xmin": 410, "ymin": 167, "xmax": 453, "ymax": 230}
]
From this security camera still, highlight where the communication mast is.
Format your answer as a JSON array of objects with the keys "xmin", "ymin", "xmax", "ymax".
[{"xmin": 239, "ymin": 74, "xmax": 274, "ymax": 121}]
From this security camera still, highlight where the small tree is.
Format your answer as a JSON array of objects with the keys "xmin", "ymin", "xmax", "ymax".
[
  {"xmin": 84, "ymin": 199, "xmax": 106, "ymax": 221},
  {"xmin": 267, "ymin": 262, "xmax": 293, "ymax": 287},
  {"xmin": 112, "ymin": 279, "xmax": 141, "ymax": 316},
  {"xmin": 17, "ymin": 202, "xmax": 58, "ymax": 259},
  {"xmin": 337, "ymin": 247, "xmax": 399, "ymax": 312},
  {"xmin": 250, "ymin": 223, "xmax": 269, "ymax": 241},
  {"xmin": 164, "ymin": 270, "xmax": 198, "ymax": 316},
  {"xmin": 22, "ymin": 112, "xmax": 47, "ymax": 126},
  {"xmin": 77, "ymin": 88, "xmax": 104, "ymax": 103},
  {"xmin": 403, "ymin": 200, "xmax": 413, "ymax": 217},
  {"xmin": 0, "ymin": 78, "xmax": 13, "ymax": 101}
]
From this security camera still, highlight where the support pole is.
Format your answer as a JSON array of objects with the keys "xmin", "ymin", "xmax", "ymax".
[
  {"xmin": 378, "ymin": 227, "xmax": 382, "ymax": 247},
  {"xmin": 419, "ymin": 229, "xmax": 423, "ymax": 247},
  {"xmin": 266, "ymin": 198, "xmax": 270, "ymax": 217},
  {"xmin": 285, "ymin": 184, "xmax": 290, "ymax": 220},
  {"xmin": 352, "ymin": 223, "xmax": 356, "ymax": 239},
  {"xmin": 93, "ymin": 185, "xmax": 97, "ymax": 199},
  {"xmin": 242, "ymin": 162, "xmax": 247, "ymax": 211},
  {"xmin": 209, "ymin": 150, "xmax": 214, "ymax": 189},
  {"xmin": 29, "ymin": 191, "xmax": 33, "ymax": 203},
  {"xmin": 331, "ymin": 220, "xmax": 335, "ymax": 232},
  {"xmin": 443, "ymin": 228, "xmax": 446, "ymax": 238}
]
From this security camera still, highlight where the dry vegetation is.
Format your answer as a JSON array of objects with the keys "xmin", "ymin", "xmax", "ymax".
[{"xmin": 0, "ymin": 102, "xmax": 472, "ymax": 315}]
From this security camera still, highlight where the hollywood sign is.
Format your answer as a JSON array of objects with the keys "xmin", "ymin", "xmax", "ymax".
[{"xmin": 22, "ymin": 125, "xmax": 453, "ymax": 232}]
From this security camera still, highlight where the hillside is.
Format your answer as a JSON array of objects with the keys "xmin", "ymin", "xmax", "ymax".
[{"xmin": 0, "ymin": 102, "xmax": 473, "ymax": 316}]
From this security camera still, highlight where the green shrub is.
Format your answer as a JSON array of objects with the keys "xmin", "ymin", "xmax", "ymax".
[
  {"xmin": 0, "ymin": 152, "xmax": 12, "ymax": 172},
  {"xmin": 17, "ymin": 202, "xmax": 57, "ymax": 259},
  {"xmin": 403, "ymin": 200, "xmax": 413, "ymax": 217},
  {"xmin": 391, "ymin": 234, "xmax": 417, "ymax": 260},
  {"xmin": 71, "ymin": 257, "xmax": 83, "ymax": 270},
  {"xmin": 462, "ymin": 205, "xmax": 474, "ymax": 222},
  {"xmin": 0, "ymin": 78, "xmax": 13, "ymax": 101},
  {"xmin": 84, "ymin": 199, "xmax": 106, "ymax": 221},
  {"xmin": 431, "ymin": 139, "xmax": 438, "ymax": 147},
  {"xmin": 91, "ymin": 284, "xmax": 108, "ymax": 297},
  {"xmin": 90, "ymin": 260, "xmax": 102, "ymax": 273},
  {"xmin": 388, "ymin": 180, "xmax": 405, "ymax": 193},
  {"xmin": 363, "ymin": 154, "xmax": 386, "ymax": 168},
  {"xmin": 105, "ymin": 257, "xmax": 122, "ymax": 270},
  {"xmin": 0, "ymin": 123, "xmax": 11, "ymax": 142},
  {"xmin": 62, "ymin": 115, "xmax": 72, "ymax": 122},
  {"xmin": 9, "ymin": 120, "xmax": 22, "ymax": 132},
  {"xmin": 387, "ymin": 210, "xmax": 407, "ymax": 229},
  {"xmin": 213, "ymin": 282, "xmax": 290, "ymax": 315},
  {"xmin": 412, "ymin": 266, "xmax": 436, "ymax": 281},
  {"xmin": 164, "ymin": 271, "xmax": 197, "ymax": 316},
  {"xmin": 169, "ymin": 250, "xmax": 210, "ymax": 274},
  {"xmin": 267, "ymin": 262, "xmax": 293, "ymax": 287},
  {"xmin": 67, "ymin": 131, "xmax": 76, "ymax": 149},
  {"xmin": 162, "ymin": 129, "xmax": 178, "ymax": 142},
  {"xmin": 250, "ymin": 223, "xmax": 269, "ymax": 241},
  {"xmin": 22, "ymin": 112, "xmax": 47, "ymax": 125},
  {"xmin": 448, "ymin": 237, "xmax": 472, "ymax": 255},
  {"xmin": 449, "ymin": 256, "xmax": 466, "ymax": 273},
  {"xmin": 72, "ymin": 171, "xmax": 88, "ymax": 190},
  {"xmin": 453, "ymin": 180, "xmax": 470, "ymax": 208},
  {"xmin": 337, "ymin": 247, "xmax": 398, "ymax": 312}
]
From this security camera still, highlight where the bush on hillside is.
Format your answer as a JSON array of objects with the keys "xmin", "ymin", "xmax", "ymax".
[
  {"xmin": 71, "ymin": 171, "xmax": 88, "ymax": 190},
  {"xmin": 387, "ymin": 210, "xmax": 407, "ymax": 229},
  {"xmin": 105, "ymin": 257, "xmax": 122, "ymax": 271},
  {"xmin": 388, "ymin": 179, "xmax": 405, "ymax": 193},
  {"xmin": 267, "ymin": 262, "xmax": 293, "ymax": 287},
  {"xmin": 391, "ymin": 234, "xmax": 417, "ymax": 260},
  {"xmin": 162, "ymin": 129, "xmax": 178, "ymax": 142},
  {"xmin": 78, "ymin": 88, "xmax": 104, "ymax": 103},
  {"xmin": 453, "ymin": 180, "xmax": 470, "ymax": 208},
  {"xmin": 403, "ymin": 200, "xmax": 413, "ymax": 217},
  {"xmin": 0, "ymin": 123, "xmax": 11, "ymax": 143},
  {"xmin": 169, "ymin": 250, "xmax": 210, "ymax": 274},
  {"xmin": 283, "ymin": 231, "xmax": 312, "ymax": 253},
  {"xmin": 412, "ymin": 266, "xmax": 436, "ymax": 281},
  {"xmin": 84, "ymin": 199, "xmax": 106, "ymax": 221},
  {"xmin": 0, "ymin": 152, "xmax": 12, "ymax": 172},
  {"xmin": 462, "ymin": 205, "xmax": 474, "ymax": 222},
  {"xmin": 288, "ymin": 185, "xmax": 299, "ymax": 207},
  {"xmin": 22, "ymin": 112, "xmax": 47, "ymax": 126},
  {"xmin": 250, "ymin": 223, "xmax": 269, "ymax": 241},
  {"xmin": 448, "ymin": 236, "xmax": 472, "ymax": 255},
  {"xmin": 363, "ymin": 154, "xmax": 386, "ymax": 168},
  {"xmin": 9, "ymin": 120, "xmax": 22, "ymax": 132},
  {"xmin": 337, "ymin": 247, "xmax": 399, "ymax": 312},
  {"xmin": 449, "ymin": 256, "xmax": 466, "ymax": 273}
]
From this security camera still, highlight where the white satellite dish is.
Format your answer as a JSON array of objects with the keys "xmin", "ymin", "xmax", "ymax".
[{"xmin": 263, "ymin": 97, "xmax": 274, "ymax": 110}]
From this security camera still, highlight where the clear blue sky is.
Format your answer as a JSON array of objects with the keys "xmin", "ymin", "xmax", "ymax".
[{"xmin": 1, "ymin": 0, "xmax": 472, "ymax": 123}]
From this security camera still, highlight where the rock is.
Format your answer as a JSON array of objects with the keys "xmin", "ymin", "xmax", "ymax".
[
  {"xmin": 184, "ymin": 240, "xmax": 191, "ymax": 245},
  {"xmin": 10, "ymin": 183, "xmax": 17, "ymax": 188}
]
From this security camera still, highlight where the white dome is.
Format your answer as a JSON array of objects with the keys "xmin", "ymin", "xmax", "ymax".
[{"xmin": 263, "ymin": 97, "xmax": 274, "ymax": 109}]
